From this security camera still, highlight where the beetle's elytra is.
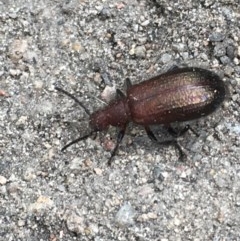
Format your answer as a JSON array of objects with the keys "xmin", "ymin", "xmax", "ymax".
[{"xmin": 56, "ymin": 67, "xmax": 226, "ymax": 163}]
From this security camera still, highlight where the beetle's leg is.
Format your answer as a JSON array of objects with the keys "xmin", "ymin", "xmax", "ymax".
[
  {"xmin": 125, "ymin": 78, "xmax": 132, "ymax": 89},
  {"xmin": 115, "ymin": 78, "xmax": 131, "ymax": 100},
  {"xmin": 188, "ymin": 126, "xmax": 199, "ymax": 137},
  {"xmin": 116, "ymin": 89, "xmax": 125, "ymax": 98},
  {"xmin": 167, "ymin": 125, "xmax": 199, "ymax": 138},
  {"xmin": 108, "ymin": 126, "xmax": 126, "ymax": 166},
  {"xmin": 165, "ymin": 140, "xmax": 186, "ymax": 160},
  {"xmin": 167, "ymin": 125, "xmax": 190, "ymax": 137},
  {"xmin": 145, "ymin": 126, "xmax": 186, "ymax": 161},
  {"xmin": 145, "ymin": 126, "xmax": 158, "ymax": 141},
  {"xmin": 167, "ymin": 65, "xmax": 179, "ymax": 72}
]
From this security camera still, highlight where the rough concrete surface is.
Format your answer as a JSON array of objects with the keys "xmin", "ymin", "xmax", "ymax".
[{"xmin": 0, "ymin": 0, "xmax": 240, "ymax": 240}]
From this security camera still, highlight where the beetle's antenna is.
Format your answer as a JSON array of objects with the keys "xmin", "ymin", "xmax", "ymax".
[
  {"xmin": 61, "ymin": 131, "xmax": 95, "ymax": 151},
  {"xmin": 55, "ymin": 86, "xmax": 91, "ymax": 116}
]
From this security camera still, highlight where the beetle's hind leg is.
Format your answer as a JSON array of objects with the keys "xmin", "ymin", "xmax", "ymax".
[
  {"xmin": 167, "ymin": 125, "xmax": 190, "ymax": 137},
  {"xmin": 166, "ymin": 125, "xmax": 199, "ymax": 138},
  {"xmin": 145, "ymin": 126, "xmax": 158, "ymax": 142},
  {"xmin": 144, "ymin": 126, "xmax": 186, "ymax": 161}
]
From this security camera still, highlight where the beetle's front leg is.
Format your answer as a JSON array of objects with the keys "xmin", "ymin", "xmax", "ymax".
[{"xmin": 108, "ymin": 125, "xmax": 127, "ymax": 166}]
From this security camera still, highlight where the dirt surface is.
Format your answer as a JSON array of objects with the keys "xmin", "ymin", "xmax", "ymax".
[{"xmin": 0, "ymin": 0, "xmax": 240, "ymax": 240}]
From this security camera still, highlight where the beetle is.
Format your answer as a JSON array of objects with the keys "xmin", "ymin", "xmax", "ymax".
[{"xmin": 55, "ymin": 67, "xmax": 226, "ymax": 164}]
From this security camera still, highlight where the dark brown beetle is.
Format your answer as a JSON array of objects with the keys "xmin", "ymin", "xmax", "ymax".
[{"xmin": 56, "ymin": 67, "xmax": 226, "ymax": 164}]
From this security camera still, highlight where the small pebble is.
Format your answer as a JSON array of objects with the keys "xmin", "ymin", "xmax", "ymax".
[
  {"xmin": 0, "ymin": 175, "xmax": 7, "ymax": 185},
  {"xmin": 116, "ymin": 203, "xmax": 135, "ymax": 226},
  {"xmin": 209, "ymin": 32, "xmax": 225, "ymax": 42}
]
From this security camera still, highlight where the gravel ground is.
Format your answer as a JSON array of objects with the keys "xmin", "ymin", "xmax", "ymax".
[{"xmin": 0, "ymin": 0, "xmax": 240, "ymax": 240}]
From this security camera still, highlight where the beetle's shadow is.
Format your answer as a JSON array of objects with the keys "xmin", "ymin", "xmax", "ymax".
[{"xmin": 123, "ymin": 122, "xmax": 200, "ymax": 162}]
